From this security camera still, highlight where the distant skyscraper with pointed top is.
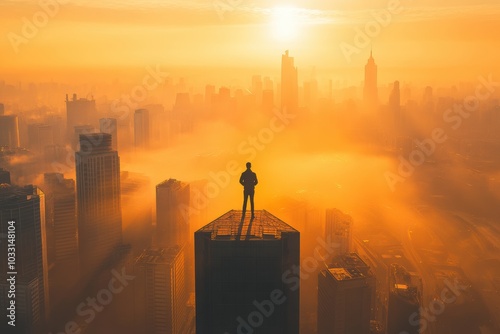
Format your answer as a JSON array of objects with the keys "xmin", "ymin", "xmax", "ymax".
[
  {"xmin": 364, "ymin": 50, "xmax": 378, "ymax": 108},
  {"xmin": 76, "ymin": 133, "xmax": 122, "ymax": 276},
  {"xmin": 281, "ymin": 50, "xmax": 298, "ymax": 112}
]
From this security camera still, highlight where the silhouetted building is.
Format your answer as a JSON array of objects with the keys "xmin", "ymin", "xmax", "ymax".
[
  {"xmin": 389, "ymin": 81, "xmax": 401, "ymax": 134},
  {"xmin": 73, "ymin": 124, "xmax": 96, "ymax": 151},
  {"xmin": 134, "ymin": 246, "xmax": 188, "ymax": 334},
  {"xmin": 195, "ymin": 210, "xmax": 300, "ymax": 334},
  {"xmin": 325, "ymin": 209, "xmax": 353, "ymax": 258},
  {"xmin": 156, "ymin": 179, "xmax": 190, "ymax": 248},
  {"xmin": 0, "ymin": 185, "xmax": 49, "ymax": 334},
  {"xmin": 76, "ymin": 133, "xmax": 122, "ymax": 276},
  {"xmin": 387, "ymin": 264, "xmax": 421, "ymax": 334},
  {"xmin": 28, "ymin": 123, "xmax": 53, "ymax": 153},
  {"xmin": 364, "ymin": 50, "xmax": 378, "ymax": 107},
  {"xmin": 66, "ymin": 94, "xmax": 96, "ymax": 139},
  {"xmin": 99, "ymin": 118, "xmax": 118, "ymax": 151},
  {"xmin": 134, "ymin": 109, "xmax": 150, "ymax": 149},
  {"xmin": 43, "ymin": 173, "xmax": 79, "ymax": 307},
  {"xmin": 281, "ymin": 50, "xmax": 298, "ymax": 112},
  {"xmin": 0, "ymin": 114, "xmax": 20, "ymax": 148},
  {"xmin": 0, "ymin": 168, "xmax": 10, "ymax": 184},
  {"xmin": 318, "ymin": 262, "xmax": 372, "ymax": 334}
]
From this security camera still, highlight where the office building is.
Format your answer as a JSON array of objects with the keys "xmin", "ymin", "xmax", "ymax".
[
  {"xmin": 76, "ymin": 133, "xmax": 122, "ymax": 276},
  {"xmin": 325, "ymin": 209, "xmax": 353, "ymax": 258},
  {"xmin": 156, "ymin": 179, "xmax": 190, "ymax": 248},
  {"xmin": 364, "ymin": 50, "xmax": 378, "ymax": 107},
  {"xmin": 318, "ymin": 258, "xmax": 372, "ymax": 334},
  {"xmin": 134, "ymin": 246, "xmax": 188, "ymax": 334},
  {"xmin": 281, "ymin": 50, "xmax": 298, "ymax": 112},
  {"xmin": 387, "ymin": 264, "xmax": 421, "ymax": 334},
  {"xmin": 66, "ymin": 94, "xmax": 96, "ymax": 139},
  {"xmin": 0, "ymin": 184, "xmax": 49, "ymax": 334},
  {"xmin": 0, "ymin": 114, "xmax": 20, "ymax": 148},
  {"xmin": 99, "ymin": 118, "xmax": 118, "ymax": 151},
  {"xmin": 195, "ymin": 210, "xmax": 300, "ymax": 334},
  {"xmin": 43, "ymin": 173, "xmax": 79, "ymax": 305},
  {"xmin": 134, "ymin": 109, "xmax": 150, "ymax": 149}
]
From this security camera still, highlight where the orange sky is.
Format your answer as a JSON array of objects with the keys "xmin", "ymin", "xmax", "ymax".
[{"xmin": 1, "ymin": 0, "xmax": 499, "ymax": 83}]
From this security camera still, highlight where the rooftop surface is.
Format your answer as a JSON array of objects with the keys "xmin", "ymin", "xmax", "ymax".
[
  {"xmin": 197, "ymin": 210, "xmax": 298, "ymax": 241},
  {"xmin": 135, "ymin": 246, "xmax": 182, "ymax": 265}
]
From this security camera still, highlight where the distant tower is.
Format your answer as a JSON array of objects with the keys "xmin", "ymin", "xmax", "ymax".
[
  {"xmin": 28, "ymin": 123, "xmax": 54, "ymax": 153},
  {"xmin": 99, "ymin": 118, "xmax": 118, "ymax": 151},
  {"xmin": 317, "ymin": 255, "xmax": 372, "ymax": 334},
  {"xmin": 76, "ymin": 133, "xmax": 122, "ymax": 276},
  {"xmin": 134, "ymin": 246, "xmax": 188, "ymax": 334},
  {"xmin": 155, "ymin": 179, "xmax": 190, "ymax": 248},
  {"xmin": 65, "ymin": 94, "xmax": 96, "ymax": 139},
  {"xmin": 0, "ymin": 115, "xmax": 20, "ymax": 148},
  {"xmin": 134, "ymin": 109, "xmax": 150, "ymax": 149},
  {"xmin": 43, "ymin": 173, "xmax": 79, "ymax": 306},
  {"xmin": 0, "ymin": 185, "xmax": 50, "ymax": 333},
  {"xmin": 325, "ymin": 209, "xmax": 353, "ymax": 258},
  {"xmin": 195, "ymin": 210, "xmax": 300, "ymax": 334},
  {"xmin": 389, "ymin": 81, "xmax": 401, "ymax": 133},
  {"xmin": 387, "ymin": 264, "xmax": 421, "ymax": 334},
  {"xmin": 364, "ymin": 50, "xmax": 378, "ymax": 107},
  {"xmin": 281, "ymin": 50, "xmax": 299, "ymax": 112}
]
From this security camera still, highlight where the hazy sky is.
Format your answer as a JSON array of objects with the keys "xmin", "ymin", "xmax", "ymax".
[{"xmin": 1, "ymin": 0, "xmax": 499, "ymax": 82}]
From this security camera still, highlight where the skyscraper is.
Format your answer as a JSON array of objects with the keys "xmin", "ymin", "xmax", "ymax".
[
  {"xmin": 389, "ymin": 81, "xmax": 401, "ymax": 134},
  {"xmin": 134, "ymin": 109, "xmax": 150, "ymax": 149},
  {"xmin": 0, "ymin": 168, "xmax": 10, "ymax": 184},
  {"xmin": 28, "ymin": 123, "xmax": 54, "ymax": 153},
  {"xmin": 387, "ymin": 264, "xmax": 421, "ymax": 334},
  {"xmin": 66, "ymin": 94, "xmax": 96, "ymax": 139},
  {"xmin": 0, "ymin": 114, "xmax": 20, "ymax": 148},
  {"xmin": 317, "ymin": 256, "xmax": 372, "ymax": 334},
  {"xmin": 0, "ymin": 184, "xmax": 50, "ymax": 334},
  {"xmin": 76, "ymin": 133, "xmax": 122, "ymax": 276},
  {"xmin": 134, "ymin": 246, "xmax": 188, "ymax": 334},
  {"xmin": 325, "ymin": 208, "xmax": 353, "ymax": 258},
  {"xmin": 364, "ymin": 50, "xmax": 378, "ymax": 107},
  {"xmin": 99, "ymin": 118, "xmax": 118, "ymax": 151},
  {"xmin": 195, "ymin": 210, "xmax": 300, "ymax": 334},
  {"xmin": 156, "ymin": 179, "xmax": 190, "ymax": 248},
  {"xmin": 43, "ymin": 173, "xmax": 79, "ymax": 306},
  {"xmin": 281, "ymin": 50, "xmax": 298, "ymax": 112}
]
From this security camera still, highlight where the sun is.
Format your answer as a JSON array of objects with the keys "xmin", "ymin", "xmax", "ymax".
[{"xmin": 271, "ymin": 6, "xmax": 300, "ymax": 41}]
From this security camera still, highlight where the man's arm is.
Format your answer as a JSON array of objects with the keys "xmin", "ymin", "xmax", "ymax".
[
  {"xmin": 239, "ymin": 173, "xmax": 245, "ymax": 186},
  {"xmin": 254, "ymin": 173, "xmax": 258, "ymax": 186}
]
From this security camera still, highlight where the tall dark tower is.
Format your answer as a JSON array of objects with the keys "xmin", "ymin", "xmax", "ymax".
[
  {"xmin": 0, "ymin": 185, "xmax": 50, "ymax": 334},
  {"xmin": 363, "ymin": 50, "xmax": 378, "ymax": 108},
  {"xmin": 76, "ymin": 133, "xmax": 122, "ymax": 277},
  {"xmin": 195, "ymin": 210, "xmax": 300, "ymax": 334},
  {"xmin": 281, "ymin": 50, "xmax": 298, "ymax": 112}
]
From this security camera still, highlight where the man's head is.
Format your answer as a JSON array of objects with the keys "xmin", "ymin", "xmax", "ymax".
[{"xmin": 246, "ymin": 162, "xmax": 251, "ymax": 169}]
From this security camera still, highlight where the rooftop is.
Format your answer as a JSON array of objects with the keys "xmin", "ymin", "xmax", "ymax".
[
  {"xmin": 327, "ymin": 266, "xmax": 370, "ymax": 281},
  {"xmin": 136, "ymin": 246, "xmax": 182, "ymax": 265},
  {"xmin": 197, "ymin": 210, "xmax": 298, "ymax": 241}
]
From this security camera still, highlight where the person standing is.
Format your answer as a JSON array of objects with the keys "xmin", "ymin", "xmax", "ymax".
[{"xmin": 239, "ymin": 162, "xmax": 258, "ymax": 219}]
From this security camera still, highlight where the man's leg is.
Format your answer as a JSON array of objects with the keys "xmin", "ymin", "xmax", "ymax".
[
  {"xmin": 250, "ymin": 190, "xmax": 255, "ymax": 218},
  {"xmin": 242, "ymin": 190, "xmax": 248, "ymax": 215}
]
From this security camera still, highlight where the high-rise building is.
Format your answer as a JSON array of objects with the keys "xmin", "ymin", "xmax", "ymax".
[
  {"xmin": 0, "ymin": 114, "xmax": 20, "ymax": 148},
  {"xmin": 28, "ymin": 123, "xmax": 54, "ymax": 153},
  {"xmin": 134, "ymin": 109, "xmax": 150, "ymax": 149},
  {"xmin": 281, "ymin": 50, "xmax": 298, "ymax": 112},
  {"xmin": 76, "ymin": 133, "xmax": 122, "ymax": 276},
  {"xmin": 317, "ymin": 257, "xmax": 372, "ymax": 334},
  {"xmin": 66, "ymin": 94, "xmax": 96, "ymax": 139},
  {"xmin": 325, "ymin": 209, "xmax": 353, "ymax": 258},
  {"xmin": 364, "ymin": 50, "xmax": 378, "ymax": 107},
  {"xmin": 0, "ymin": 184, "xmax": 50, "ymax": 334},
  {"xmin": 73, "ymin": 124, "xmax": 96, "ymax": 151},
  {"xmin": 134, "ymin": 246, "xmax": 188, "ymax": 334},
  {"xmin": 0, "ymin": 168, "xmax": 10, "ymax": 184},
  {"xmin": 195, "ymin": 210, "xmax": 300, "ymax": 334},
  {"xmin": 387, "ymin": 264, "xmax": 421, "ymax": 334},
  {"xmin": 99, "ymin": 118, "xmax": 118, "ymax": 151},
  {"xmin": 156, "ymin": 179, "xmax": 190, "ymax": 248},
  {"xmin": 43, "ymin": 173, "xmax": 79, "ymax": 306},
  {"xmin": 389, "ymin": 81, "xmax": 401, "ymax": 134}
]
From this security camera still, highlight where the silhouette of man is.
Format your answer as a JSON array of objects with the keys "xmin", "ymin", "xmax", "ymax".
[{"xmin": 240, "ymin": 162, "xmax": 258, "ymax": 219}]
